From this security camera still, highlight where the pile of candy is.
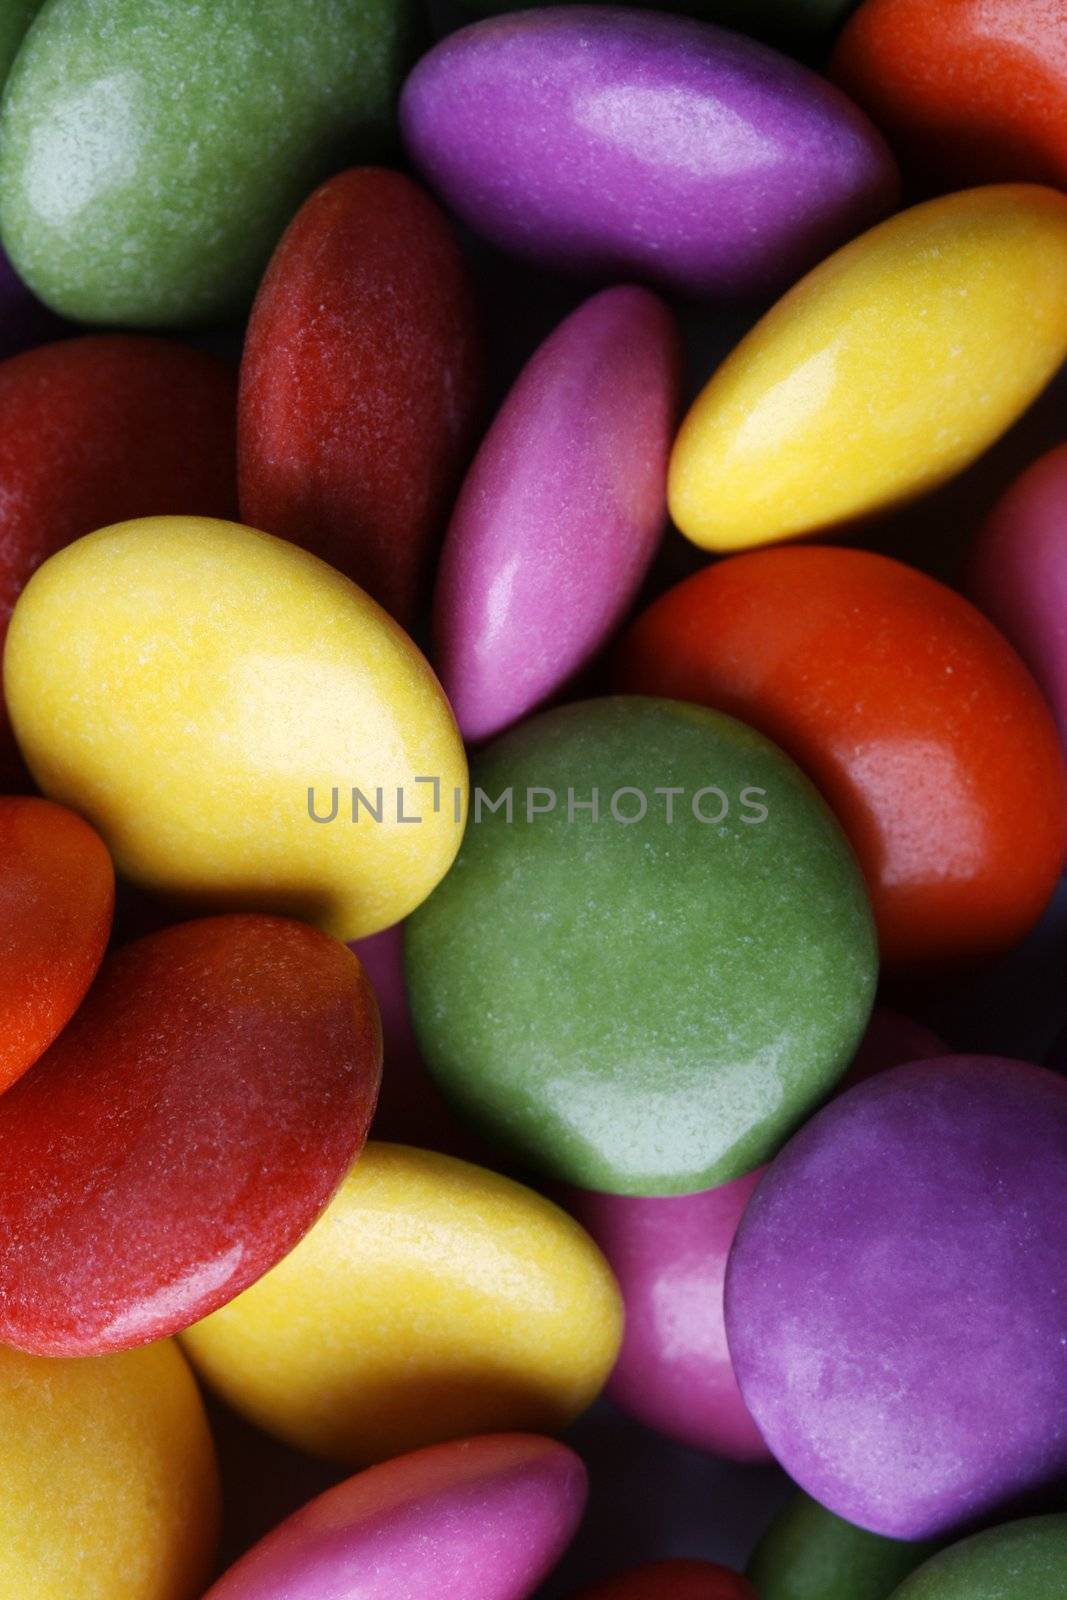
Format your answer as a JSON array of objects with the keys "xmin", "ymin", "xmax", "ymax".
[{"xmin": 0, "ymin": 0, "xmax": 1065, "ymax": 1596}]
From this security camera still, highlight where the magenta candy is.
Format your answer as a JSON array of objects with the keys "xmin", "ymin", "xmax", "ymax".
[
  {"xmin": 401, "ymin": 8, "xmax": 899, "ymax": 300},
  {"xmin": 725, "ymin": 1057, "xmax": 1067, "ymax": 1540},
  {"xmin": 574, "ymin": 1169, "xmax": 771, "ymax": 1462},
  {"xmin": 968, "ymin": 442, "xmax": 1067, "ymax": 750},
  {"xmin": 205, "ymin": 1434, "xmax": 587, "ymax": 1600},
  {"xmin": 433, "ymin": 287, "xmax": 679, "ymax": 742}
]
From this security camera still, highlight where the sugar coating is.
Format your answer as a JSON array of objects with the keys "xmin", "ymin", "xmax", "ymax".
[
  {"xmin": 726, "ymin": 1058, "xmax": 1067, "ymax": 1540},
  {"xmin": 401, "ymin": 8, "xmax": 898, "ymax": 298},
  {"xmin": 204, "ymin": 1434, "xmax": 587, "ymax": 1600},
  {"xmin": 0, "ymin": 0, "xmax": 415, "ymax": 324}
]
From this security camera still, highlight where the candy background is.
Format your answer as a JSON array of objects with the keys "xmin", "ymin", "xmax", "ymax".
[{"xmin": 0, "ymin": 0, "xmax": 1066, "ymax": 1597}]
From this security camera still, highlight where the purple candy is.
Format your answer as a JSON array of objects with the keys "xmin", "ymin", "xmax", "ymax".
[
  {"xmin": 400, "ymin": 8, "xmax": 899, "ymax": 300},
  {"xmin": 968, "ymin": 442, "xmax": 1067, "ymax": 752},
  {"xmin": 433, "ymin": 285, "xmax": 679, "ymax": 742},
  {"xmin": 725, "ymin": 1057, "xmax": 1067, "ymax": 1540},
  {"xmin": 205, "ymin": 1433, "xmax": 586, "ymax": 1600}
]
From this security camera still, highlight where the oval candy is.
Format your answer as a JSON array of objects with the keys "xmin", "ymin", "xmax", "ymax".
[
  {"xmin": 435, "ymin": 286, "xmax": 679, "ymax": 743},
  {"xmin": 401, "ymin": 8, "xmax": 898, "ymax": 300},
  {"xmin": 239, "ymin": 167, "xmax": 483, "ymax": 629},
  {"xmin": 887, "ymin": 1515, "xmax": 1067, "ymax": 1600},
  {"xmin": 205, "ymin": 1435, "xmax": 586, "ymax": 1600},
  {"xmin": 0, "ymin": 913, "xmax": 382, "ymax": 1354},
  {"xmin": 573, "ymin": 1170, "xmax": 770, "ymax": 1461},
  {"xmin": 615, "ymin": 547, "xmax": 1067, "ymax": 968},
  {"xmin": 0, "ymin": 795, "xmax": 113, "ymax": 1096},
  {"xmin": 0, "ymin": 0, "xmax": 415, "ymax": 325},
  {"xmin": 833, "ymin": 0, "xmax": 1067, "ymax": 192},
  {"xmin": 669, "ymin": 186, "xmax": 1067, "ymax": 551},
  {"xmin": 182, "ymin": 1142, "xmax": 622, "ymax": 1465},
  {"xmin": 968, "ymin": 442, "xmax": 1067, "ymax": 752},
  {"xmin": 747, "ymin": 1491, "xmax": 940, "ymax": 1600},
  {"xmin": 5, "ymin": 516, "xmax": 467, "ymax": 940},
  {"xmin": 725, "ymin": 1058, "xmax": 1067, "ymax": 1539},
  {"xmin": 0, "ymin": 334, "xmax": 237, "ymax": 781},
  {"xmin": 406, "ymin": 696, "xmax": 877, "ymax": 1195},
  {"xmin": 0, "ymin": 1338, "xmax": 219, "ymax": 1600}
]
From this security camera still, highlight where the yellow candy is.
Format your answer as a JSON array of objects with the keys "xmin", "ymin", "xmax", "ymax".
[
  {"xmin": 0, "ymin": 1340, "xmax": 218, "ymax": 1600},
  {"xmin": 4, "ymin": 517, "xmax": 467, "ymax": 939},
  {"xmin": 181, "ymin": 1142, "xmax": 623, "ymax": 1465},
  {"xmin": 670, "ymin": 184, "xmax": 1067, "ymax": 551}
]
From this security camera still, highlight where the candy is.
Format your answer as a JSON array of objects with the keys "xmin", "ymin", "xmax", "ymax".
[
  {"xmin": 573, "ymin": 1170, "xmax": 770, "ymax": 1461},
  {"xmin": 5, "ymin": 516, "xmax": 467, "ymax": 939},
  {"xmin": 0, "ymin": 914, "xmax": 382, "ymax": 1355},
  {"xmin": 968, "ymin": 443, "xmax": 1067, "ymax": 751},
  {"xmin": 669, "ymin": 186, "xmax": 1067, "ymax": 551},
  {"xmin": 725, "ymin": 1057, "xmax": 1067, "ymax": 1539},
  {"xmin": 401, "ymin": 9, "xmax": 898, "ymax": 300},
  {"xmin": 573, "ymin": 1559, "xmax": 757, "ymax": 1598},
  {"xmin": 615, "ymin": 548, "xmax": 1067, "ymax": 968},
  {"xmin": 0, "ymin": 1338, "xmax": 219, "ymax": 1600},
  {"xmin": 406, "ymin": 697, "xmax": 876, "ymax": 1195},
  {"xmin": 833, "ymin": 0, "xmax": 1067, "ymax": 191},
  {"xmin": 0, "ymin": 0, "xmax": 415, "ymax": 325},
  {"xmin": 182, "ymin": 1142, "xmax": 622, "ymax": 1464},
  {"xmin": 747, "ymin": 1491, "xmax": 940, "ymax": 1600},
  {"xmin": 0, "ymin": 796, "xmax": 113, "ymax": 1095},
  {"xmin": 206, "ymin": 1434, "xmax": 586, "ymax": 1600},
  {"xmin": 887, "ymin": 1515, "xmax": 1067, "ymax": 1600},
  {"xmin": 239, "ymin": 167, "xmax": 483, "ymax": 628},
  {"xmin": 0, "ymin": 335, "xmax": 237, "ymax": 781},
  {"xmin": 435, "ymin": 286, "xmax": 679, "ymax": 742}
]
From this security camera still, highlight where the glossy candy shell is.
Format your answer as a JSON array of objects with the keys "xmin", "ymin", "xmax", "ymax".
[{"xmin": 0, "ymin": 913, "xmax": 382, "ymax": 1354}]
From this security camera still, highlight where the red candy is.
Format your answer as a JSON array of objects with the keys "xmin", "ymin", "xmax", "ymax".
[
  {"xmin": 572, "ymin": 1559, "xmax": 756, "ymax": 1599},
  {"xmin": 0, "ymin": 334, "xmax": 237, "ymax": 783},
  {"xmin": 833, "ymin": 0, "xmax": 1067, "ymax": 191},
  {"xmin": 239, "ymin": 167, "xmax": 484, "ymax": 627},
  {"xmin": 0, "ymin": 796, "xmax": 113, "ymax": 1096},
  {"xmin": 615, "ymin": 547, "xmax": 1067, "ymax": 969},
  {"xmin": 0, "ymin": 914, "xmax": 382, "ymax": 1355}
]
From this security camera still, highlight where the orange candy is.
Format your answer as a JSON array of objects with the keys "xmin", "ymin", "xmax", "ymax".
[
  {"xmin": 572, "ymin": 1559, "xmax": 755, "ymax": 1599},
  {"xmin": 833, "ymin": 0, "xmax": 1067, "ymax": 191},
  {"xmin": 0, "ymin": 796, "xmax": 113, "ymax": 1094},
  {"xmin": 615, "ymin": 547, "xmax": 1067, "ymax": 969}
]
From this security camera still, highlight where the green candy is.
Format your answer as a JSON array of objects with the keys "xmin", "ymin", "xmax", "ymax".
[
  {"xmin": 888, "ymin": 1516, "xmax": 1067, "ymax": 1599},
  {"xmin": 405, "ymin": 698, "xmax": 877, "ymax": 1195},
  {"xmin": 749, "ymin": 1492, "xmax": 941, "ymax": 1600},
  {"xmin": 0, "ymin": 1, "xmax": 43, "ymax": 89},
  {"xmin": 0, "ymin": 0, "xmax": 414, "ymax": 326}
]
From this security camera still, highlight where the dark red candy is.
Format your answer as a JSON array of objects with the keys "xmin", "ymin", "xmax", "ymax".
[
  {"xmin": 0, "ymin": 334, "xmax": 237, "ymax": 782},
  {"xmin": 572, "ymin": 1560, "xmax": 756, "ymax": 1599},
  {"xmin": 238, "ymin": 166, "xmax": 484, "ymax": 628},
  {"xmin": 0, "ymin": 914, "xmax": 382, "ymax": 1356}
]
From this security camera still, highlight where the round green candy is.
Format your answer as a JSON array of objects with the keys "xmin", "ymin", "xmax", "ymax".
[
  {"xmin": 405, "ymin": 697, "xmax": 877, "ymax": 1195},
  {"xmin": 888, "ymin": 1516, "xmax": 1067, "ymax": 1599},
  {"xmin": 0, "ymin": 0, "xmax": 414, "ymax": 326},
  {"xmin": 748, "ymin": 1492, "xmax": 941, "ymax": 1600}
]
